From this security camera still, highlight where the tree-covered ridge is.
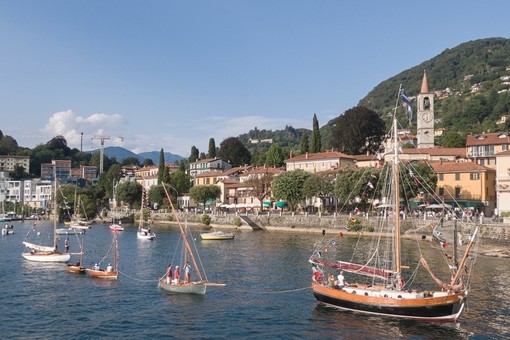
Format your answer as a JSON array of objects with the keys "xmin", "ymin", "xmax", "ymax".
[{"xmin": 357, "ymin": 37, "xmax": 510, "ymax": 138}]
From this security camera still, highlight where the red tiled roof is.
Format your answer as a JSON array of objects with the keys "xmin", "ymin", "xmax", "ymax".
[
  {"xmin": 195, "ymin": 170, "xmax": 225, "ymax": 178},
  {"xmin": 402, "ymin": 147, "xmax": 466, "ymax": 157},
  {"xmin": 466, "ymin": 132, "xmax": 510, "ymax": 146},
  {"xmin": 430, "ymin": 161, "xmax": 494, "ymax": 173}
]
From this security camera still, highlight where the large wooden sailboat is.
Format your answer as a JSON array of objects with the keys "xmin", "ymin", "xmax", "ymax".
[
  {"xmin": 22, "ymin": 176, "xmax": 71, "ymax": 263},
  {"xmin": 158, "ymin": 183, "xmax": 223, "ymax": 295},
  {"xmin": 309, "ymin": 86, "xmax": 480, "ymax": 322}
]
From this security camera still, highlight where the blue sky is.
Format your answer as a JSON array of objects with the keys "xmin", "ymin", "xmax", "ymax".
[{"xmin": 1, "ymin": 1, "xmax": 509, "ymax": 157}]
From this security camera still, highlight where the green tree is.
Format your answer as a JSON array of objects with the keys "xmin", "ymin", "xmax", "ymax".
[
  {"xmin": 271, "ymin": 169, "xmax": 311, "ymax": 211},
  {"xmin": 116, "ymin": 181, "xmax": 143, "ymax": 209},
  {"xmin": 0, "ymin": 131, "xmax": 18, "ymax": 154},
  {"xmin": 9, "ymin": 164, "xmax": 31, "ymax": 180},
  {"xmin": 143, "ymin": 158, "xmax": 155, "ymax": 166},
  {"xmin": 334, "ymin": 167, "xmax": 380, "ymax": 210},
  {"xmin": 148, "ymin": 184, "xmax": 166, "ymax": 209},
  {"xmin": 331, "ymin": 106, "xmax": 386, "ymax": 155},
  {"xmin": 300, "ymin": 131, "xmax": 309, "ymax": 154},
  {"xmin": 189, "ymin": 185, "xmax": 221, "ymax": 211},
  {"xmin": 441, "ymin": 132, "xmax": 466, "ymax": 148},
  {"xmin": 170, "ymin": 170, "xmax": 191, "ymax": 196},
  {"xmin": 302, "ymin": 173, "xmax": 335, "ymax": 211},
  {"xmin": 310, "ymin": 113, "xmax": 322, "ymax": 153},
  {"xmin": 189, "ymin": 146, "xmax": 199, "ymax": 163},
  {"xmin": 158, "ymin": 148, "xmax": 168, "ymax": 184},
  {"xmin": 265, "ymin": 144, "xmax": 284, "ymax": 167},
  {"xmin": 217, "ymin": 137, "xmax": 251, "ymax": 167},
  {"xmin": 121, "ymin": 157, "xmax": 140, "ymax": 166},
  {"xmin": 208, "ymin": 138, "xmax": 217, "ymax": 158}
]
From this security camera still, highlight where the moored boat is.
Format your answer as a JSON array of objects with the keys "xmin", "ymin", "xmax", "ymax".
[
  {"xmin": 309, "ymin": 80, "xmax": 479, "ymax": 322},
  {"xmin": 200, "ymin": 230, "xmax": 234, "ymax": 240},
  {"xmin": 86, "ymin": 232, "xmax": 119, "ymax": 280}
]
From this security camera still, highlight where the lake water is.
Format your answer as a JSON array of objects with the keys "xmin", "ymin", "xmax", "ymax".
[{"xmin": 0, "ymin": 220, "xmax": 509, "ymax": 339}]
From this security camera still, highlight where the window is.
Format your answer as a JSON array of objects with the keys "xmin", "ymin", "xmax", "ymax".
[
  {"xmin": 470, "ymin": 173, "xmax": 480, "ymax": 180},
  {"xmin": 439, "ymin": 187, "xmax": 445, "ymax": 196},
  {"xmin": 438, "ymin": 174, "xmax": 444, "ymax": 181},
  {"xmin": 455, "ymin": 173, "xmax": 460, "ymax": 181},
  {"xmin": 503, "ymin": 144, "xmax": 509, "ymax": 151}
]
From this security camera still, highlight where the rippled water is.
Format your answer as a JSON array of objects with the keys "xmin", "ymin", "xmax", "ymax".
[{"xmin": 0, "ymin": 221, "xmax": 508, "ymax": 339}]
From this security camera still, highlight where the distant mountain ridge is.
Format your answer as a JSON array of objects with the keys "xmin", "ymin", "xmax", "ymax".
[{"xmin": 89, "ymin": 146, "xmax": 184, "ymax": 164}]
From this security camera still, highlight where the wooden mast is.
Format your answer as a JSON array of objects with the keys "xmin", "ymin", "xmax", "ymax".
[
  {"xmin": 162, "ymin": 183, "xmax": 204, "ymax": 282},
  {"xmin": 393, "ymin": 85, "xmax": 402, "ymax": 278}
]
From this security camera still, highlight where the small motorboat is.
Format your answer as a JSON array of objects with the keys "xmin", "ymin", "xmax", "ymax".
[
  {"xmin": 109, "ymin": 221, "xmax": 124, "ymax": 231},
  {"xmin": 2, "ymin": 224, "xmax": 14, "ymax": 235},
  {"xmin": 200, "ymin": 230, "xmax": 235, "ymax": 240}
]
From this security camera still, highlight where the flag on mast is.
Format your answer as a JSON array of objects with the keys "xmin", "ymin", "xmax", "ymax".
[{"xmin": 401, "ymin": 88, "xmax": 413, "ymax": 122}]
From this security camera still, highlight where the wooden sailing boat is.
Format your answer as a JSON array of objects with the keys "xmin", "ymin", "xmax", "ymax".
[
  {"xmin": 22, "ymin": 175, "xmax": 71, "ymax": 263},
  {"xmin": 66, "ymin": 233, "xmax": 86, "ymax": 274},
  {"xmin": 309, "ymin": 85, "xmax": 479, "ymax": 322},
  {"xmin": 158, "ymin": 183, "xmax": 223, "ymax": 294},
  {"xmin": 86, "ymin": 231, "xmax": 119, "ymax": 279},
  {"xmin": 137, "ymin": 188, "xmax": 155, "ymax": 240}
]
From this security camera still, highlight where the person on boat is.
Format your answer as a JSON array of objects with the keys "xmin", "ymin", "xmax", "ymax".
[
  {"xmin": 327, "ymin": 273, "xmax": 335, "ymax": 287},
  {"xmin": 165, "ymin": 264, "xmax": 172, "ymax": 284},
  {"xmin": 64, "ymin": 237, "xmax": 70, "ymax": 253},
  {"xmin": 184, "ymin": 262, "xmax": 191, "ymax": 283},
  {"xmin": 173, "ymin": 265, "xmax": 180, "ymax": 284},
  {"xmin": 93, "ymin": 263, "xmax": 100, "ymax": 270},
  {"xmin": 106, "ymin": 263, "xmax": 113, "ymax": 272},
  {"xmin": 337, "ymin": 271, "xmax": 347, "ymax": 289}
]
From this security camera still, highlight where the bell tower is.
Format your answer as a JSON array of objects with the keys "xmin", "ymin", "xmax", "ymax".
[{"xmin": 416, "ymin": 70, "xmax": 435, "ymax": 148}]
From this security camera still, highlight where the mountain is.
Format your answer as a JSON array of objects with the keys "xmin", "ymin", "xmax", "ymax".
[{"xmin": 89, "ymin": 146, "xmax": 184, "ymax": 164}]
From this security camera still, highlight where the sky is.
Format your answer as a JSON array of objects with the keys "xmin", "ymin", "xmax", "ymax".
[{"xmin": 1, "ymin": 1, "xmax": 509, "ymax": 158}]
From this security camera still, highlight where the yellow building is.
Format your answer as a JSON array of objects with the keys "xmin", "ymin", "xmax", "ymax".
[{"xmin": 431, "ymin": 161, "xmax": 496, "ymax": 214}]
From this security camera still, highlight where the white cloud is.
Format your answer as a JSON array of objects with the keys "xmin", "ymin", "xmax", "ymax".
[{"xmin": 42, "ymin": 110, "xmax": 125, "ymax": 149}]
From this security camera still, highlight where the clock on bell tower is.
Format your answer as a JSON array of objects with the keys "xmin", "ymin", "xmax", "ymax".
[{"xmin": 416, "ymin": 70, "xmax": 435, "ymax": 148}]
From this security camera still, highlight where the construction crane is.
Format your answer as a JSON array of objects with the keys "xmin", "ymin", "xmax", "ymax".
[{"xmin": 91, "ymin": 135, "xmax": 124, "ymax": 173}]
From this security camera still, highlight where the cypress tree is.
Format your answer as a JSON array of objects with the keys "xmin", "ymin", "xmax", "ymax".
[{"xmin": 310, "ymin": 113, "xmax": 321, "ymax": 153}]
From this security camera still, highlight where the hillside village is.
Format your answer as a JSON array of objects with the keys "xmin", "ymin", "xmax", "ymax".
[{"xmin": 1, "ymin": 70, "xmax": 510, "ymax": 220}]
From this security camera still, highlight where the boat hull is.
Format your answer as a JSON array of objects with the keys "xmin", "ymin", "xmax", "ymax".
[
  {"xmin": 21, "ymin": 252, "xmax": 71, "ymax": 263},
  {"xmin": 86, "ymin": 268, "xmax": 118, "ymax": 279},
  {"xmin": 312, "ymin": 283, "xmax": 466, "ymax": 322},
  {"xmin": 109, "ymin": 225, "xmax": 124, "ymax": 231},
  {"xmin": 158, "ymin": 279, "xmax": 207, "ymax": 295},
  {"xmin": 137, "ymin": 232, "xmax": 155, "ymax": 240},
  {"xmin": 67, "ymin": 264, "xmax": 86, "ymax": 274},
  {"xmin": 200, "ymin": 231, "xmax": 234, "ymax": 240}
]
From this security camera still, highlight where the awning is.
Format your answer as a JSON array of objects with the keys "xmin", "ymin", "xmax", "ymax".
[
  {"xmin": 263, "ymin": 201, "xmax": 271, "ymax": 207},
  {"xmin": 275, "ymin": 201, "xmax": 287, "ymax": 208}
]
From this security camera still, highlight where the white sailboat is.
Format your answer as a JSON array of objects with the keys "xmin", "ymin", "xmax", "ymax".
[
  {"xmin": 22, "ymin": 176, "xmax": 71, "ymax": 263},
  {"xmin": 158, "ymin": 183, "xmax": 224, "ymax": 294},
  {"xmin": 137, "ymin": 188, "xmax": 155, "ymax": 240}
]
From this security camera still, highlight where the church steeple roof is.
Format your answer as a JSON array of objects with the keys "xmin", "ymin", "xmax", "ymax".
[{"xmin": 421, "ymin": 70, "xmax": 429, "ymax": 93}]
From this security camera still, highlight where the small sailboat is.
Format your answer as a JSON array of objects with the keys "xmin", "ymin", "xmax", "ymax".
[
  {"xmin": 2, "ymin": 224, "xmax": 14, "ymax": 235},
  {"xmin": 22, "ymin": 177, "xmax": 71, "ymax": 263},
  {"xmin": 158, "ymin": 183, "xmax": 224, "ymax": 294},
  {"xmin": 109, "ymin": 219, "xmax": 124, "ymax": 232},
  {"xmin": 309, "ymin": 84, "xmax": 480, "ymax": 322},
  {"xmin": 137, "ymin": 188, "xmax": 155, "ymax": 240},
  {"xmin": 67, "ymin": 234, "xmax": 86, "ymax": 274},
  {"xmin": 86, "ymin": 232, "xmax": 119, "ymax": 280}
]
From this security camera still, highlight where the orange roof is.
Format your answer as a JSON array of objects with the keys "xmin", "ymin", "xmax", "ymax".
[
  {"xmin": 244, "ymin": 166, "xmax": 283, "ymax": 175},
  {"xmin": 466, "ymin": 132, "xmax": 510, "ymax": 146},
  {"xmin": 195, "ymin": 170, "xmax": 225, "ymax": 178},
  {"xmin": 402, "ymin": 147, "xmax": 466, "ymax": 157},
  {"xmin": 285, "ymin": 151, "xmax": 354, "ymax": 162},
  {"xmin": 430, "ymin": 161, "xmax": 494, "ymax": 173}
]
